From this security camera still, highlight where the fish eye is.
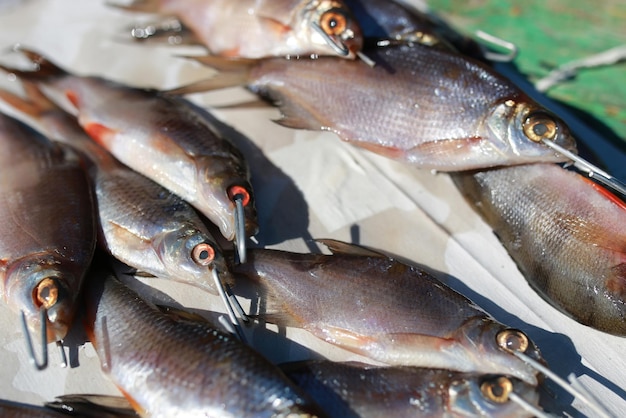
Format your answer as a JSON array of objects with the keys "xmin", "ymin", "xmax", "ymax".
[
  {"xmin": 480, "ymin": 376, "xmax": 513, "ymax": 403},
  {"xmin": 228, "ymin": 185, "xmax": 251, "ymax": 207},
  {"xmin": 523, "ymin": 112, "xmax": 557, "ymax": 142},
  {"xmin": 319, "ymin": 9, "xmax": 348, "ymax": 36},
  {"xmin": 496, "ymin": 329, "xmax": 529, "ymax": 353},
  {"xmin": 33, "ymin": 277, "xmax": 60, "ymax": 309},
  {"xmin": 192, "ymin": 243, "xmax": 216, "ymax": 266}
]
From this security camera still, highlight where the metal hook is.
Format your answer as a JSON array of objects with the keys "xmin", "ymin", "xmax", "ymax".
[
  {"xmin": 474, "ymin": 30, "xmax": 518, "ymax": 62},
  {"xmin": 542, "ymin": 138, "xmax": 626, "ymax": 197},
  {"xmin": 210, "ymin": 267, "xmax": 247, "ymax": 344},
  {"xmin": 508, "ymin": 391, "xmax": 555, "ymax": 418},
  {"xmin": 512, "ymin": 351, "xmax": 613, "ymax": 418},
  {"xmin": 311, "ymin": 22, "xmax": 350, "ymax": 57},
  {"xmin": 20, "ymin": 309, "xmax": 48, "ymax": 370},
  {"xmin": 233, "ymin": 194, "xmax": 247, "ymax": 264}
]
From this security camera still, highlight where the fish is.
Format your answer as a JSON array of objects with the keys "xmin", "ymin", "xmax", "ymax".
[
  {"xmin": 0, "ymin": 111, "xmax": 95, "ymax": 344},
  {"xmin": 0, "ymin": 48, "xmax": 257, "ymax": 246},
  {"xmin": 83, "ymin": 267, "xmax": 327, "ymax": 418},
  {"xmin": 231, "ymin": 240, "xmax": 545, "ymax": 385},
  {"xmin": 0, "ymin": 399, "xmax": 69, "ymax": 418},
  {"xmin": 451, "ymin": 163, "xmax": 626, "ymax": 336},
  {"xmin": 282, "ymin": 360, "xmax": 541, "ymax": 418},
  {"xmin": 0, "ymin": 83, "xmax": 233, "ymax": 296},
  {"xmin": 344, "ymin": 0, "xmax": 486, "ymax": 60},
  {"xmin": 169, "ymin": 42, "xmax": 577, "ymax": 171},
  {"xmin": 115, "ymin": 0, "xmax": 364, "ymax": 59}
]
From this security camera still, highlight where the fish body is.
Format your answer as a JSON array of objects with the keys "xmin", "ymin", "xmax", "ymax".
[
  {"xmin": 0, "ymin": 399, "xmax": 67, "ymax": 418},
  {"xmin": 84, "ymin": 270, "xmax": 326, "ymax": 418},
  {"xmin": 0, "ymin": 84, "xmax": 232, "ymax": 294},
  {"xmin": 119, "ymin": 0, "xmax": 363, "ymax": 59},
  {"xmin": 0, "ymin": 49, "xmax": 257, "ymax": 242},
  {"xmin": 232, "ymin": 240, "xmax": 544, "ymax": 385},
  {"xmin": 452, "ymin": 163, "xmax": 626, "ymax": 335},
  {"xmin": 182, "ymin": 43, "xmax": 576, "ymax": 171},
  {"xmin": 0, "ymin": 112, "xmax": 95, "ymax": 342},
  {"xmin": 283, "ymin": 360, "xmax": 540, "ymax": 418}
]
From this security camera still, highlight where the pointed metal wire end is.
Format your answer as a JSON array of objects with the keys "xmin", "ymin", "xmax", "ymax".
[
  {"xmin": 474, "ymin": 30, "xmax": 518, "ymax": 62},
  {"xmin": 356, "ymin": 51, "xmax": 376, "ymax": 67},
  {"xmin": 57, "ymin": 341, "xmax": 68, "ymax": 368},
  {"xmin": 508, "ymin": 391, "xmax": 555, "ymax": 418},
  {"xmin": 512, "ymin": 351, "xmax": 614, "ymax": 418},
  {"xmin": 233, "ymin": 194, "xmax": 247, "ymax": 265},
  {"xmin": 311, "ymin": 22, "xmax": 350, "ymax": 57},
  {"xmin": 542, "ymin": 138, "xmax": 626, "ymax": 197},
  {"xmin": 21, "ymin": 309, "xmax": 49, "ymax": 371},
  {"xmin": 225, "ymin": 283, "xmax": 249, "ymax": 323},
  {"xmin": 210, "ymin": 267, "xmax": 247, "ymax": 344}
]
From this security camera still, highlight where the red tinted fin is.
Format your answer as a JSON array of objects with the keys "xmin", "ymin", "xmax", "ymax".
[
  {"xmin": 84, "ymin": 122, "xmax": 117, "ymax": 147},
  {"xmin": 582, "ymin": 177, "xmax": 626, "ymax": 211}
]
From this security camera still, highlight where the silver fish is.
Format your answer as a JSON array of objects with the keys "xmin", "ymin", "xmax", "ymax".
[
  {"xmin": 170, "ymin": 42, "xmax": 577, "ymax": 171},
  {"xmin": 0, "ymin": 83, "xmax": 233, "ymax": 296},
  {"xmin": 232, "ymin": 240, "xmax": 544, "ymax": 385},
  {"xmin": 0, "ymin": 112, "xmax": 95, "ymax": 344},
  {"xmin": 84, "ymin": 268, "xmax": 327, "ymax": 418},
  {"xmin": 0, "ymin": 48, "xmax": 257, "ymax": 245},
  {"xmin": 452, "ymin": 163, "xmax": 626, "ymax": 335},
  {"xmin": 283, "ymin": 360, "xmax": 541, "ymax": 418},
  {"xmin": 116, "ymin": 0, "xmax": 364, "ymax": 59}
]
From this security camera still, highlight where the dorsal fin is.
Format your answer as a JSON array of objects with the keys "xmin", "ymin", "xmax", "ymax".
[
  {"xmin": 0, "ymin": 46, "xmax": 69, "ymax": 81},
  {"xmin": 315, "ymin": 239, "xmax": 386, "ymax": 258}
]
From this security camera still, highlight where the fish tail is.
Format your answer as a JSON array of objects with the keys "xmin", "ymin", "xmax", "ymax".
[
  {"xmin": 0, "ymin": 47, "xmax": 68, "ymax": 82},
  {"xmin": 106, "ymin": 0, "xmax": 162, "ymax": 13},
  {"xmin": 0, "ymin": 81, "xmax": 56, "ymax": 118},
  {"xmin": 164, "ymin": 55, "xmax": 254, "ymax": 95}
]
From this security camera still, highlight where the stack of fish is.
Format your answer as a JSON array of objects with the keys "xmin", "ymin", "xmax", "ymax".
[{"xmin": 0, "ymin": 0, "xmax": 623, "ymax": 416}]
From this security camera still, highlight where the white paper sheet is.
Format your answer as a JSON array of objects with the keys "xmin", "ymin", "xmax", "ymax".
[{"xmin": 0, "ymin": 1, "xmax": 625, "ymax": 416}]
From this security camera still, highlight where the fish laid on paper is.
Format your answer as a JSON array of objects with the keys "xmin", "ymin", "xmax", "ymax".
[
  {"xmin": 171, "ymin": 43, "xmax": 577, "ymax": 171},
  {"xmin": 0, "ymin": 83, "xmax": 233, "ymax": 295},
  {"xmin": 452, "ymin": 163, "xmax": 626, "ymax": 336},
  {"xmin": 282, "ymin": 360, "xmax": 540, "ymax": 418},
  {"xmin": 116, "ymin": 0, "xmax": 364, "ymax": 59},
  {"xmin": 0, "ymin": 112, "xmax": 95, "ymax": 343},
  {"xmin": 0, "ymin": 48, "xmax": 257, "ymax": 243},
  {"xmin": 84, "ymin": 268, "xmax": 327, "ymax": 418},
  {"xmin": 232, "ymin": 240, "xmax": 544, "ymax": 385}
]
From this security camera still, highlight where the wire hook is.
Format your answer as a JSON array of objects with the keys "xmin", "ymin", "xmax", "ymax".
[
  {"xmin": 21, "ymin": 309, "xmax": 48, "ymax": 370},
  {"xmin": 311, "ymin": 22, "xmax": 350, "ymax": 57},
  {"xmin": 210, "ymin": 267, "xmax": 247, "ymax": 344},
  {"xmin": 233, "ymin": 193, "xmax": 247, "ymax": 264}
]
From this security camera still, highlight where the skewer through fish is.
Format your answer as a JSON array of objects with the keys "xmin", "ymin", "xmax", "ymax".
[
  {"xmin": 231, "ymin": 240, "xmax": 545, "ymax": 385},
  {"xmin": 0, "ymin": 47, "xmax": 257, "ymax": 263},
  {"xmin": 114, "ymin": 0, "xmax": 364, "ymax": 59},
  {"xmin": 169, "ymin": 42, "xmax": 577, "ymax": 171},
  {"xmin": 83, "ymin": 267, "xmax": 327, "ymax": 417},
  {"xmin": 282, "ymin": 360, "xmax": 543, "ymax": 418},
  {"xmin": 0, "ymin": 111, "xmax": 96, "ymax": 369}
]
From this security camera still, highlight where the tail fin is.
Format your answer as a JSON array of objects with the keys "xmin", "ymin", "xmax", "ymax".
[
  {"xmin": 0, "ymin": 81, "xmax": 57, "ymax": 118},
  {"xmin": 164, "ymin": 55, "xmax": 255, "ymax": 96},
  {"xmin": 0, "ymin": 46, "xmax": 68, "ymax": 81}
]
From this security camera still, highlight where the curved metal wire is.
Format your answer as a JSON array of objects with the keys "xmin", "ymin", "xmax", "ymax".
[{"xmin": 20, "ymin": 309, "xmax": 48, "ymax": 370}]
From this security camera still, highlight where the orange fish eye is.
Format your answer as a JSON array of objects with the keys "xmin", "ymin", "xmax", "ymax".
[
  {"xmin": 496, "ymin": 329, "xmax": 529, "ymax": 353},
  {"xmin": 192, "ymin": 243, "xmax": 215, "ymax": 266},
  {"xmin": 480, "ymin": 376, "xmax": 513, "ymax": 404},
  {"xmin": 319, "ymin": 9, "xmax": 348, "ymax": 36}
]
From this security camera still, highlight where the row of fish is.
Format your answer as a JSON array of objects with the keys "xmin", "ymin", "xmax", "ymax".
[{"xmin": 0, "ymin": 0, "xmax": 623, "ymax": 416}]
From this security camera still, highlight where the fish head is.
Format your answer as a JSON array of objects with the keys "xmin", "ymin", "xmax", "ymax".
[
  {"xmin": 154, "ymin": 227, "xmax": 234, "ymax": 294},
  {"xmin": 448, "ymin": 374, "xmax": 540, "ymax": 417},
  {"xmin": 458, "ymin": 318, "xmax": 544, "ymax": 386},
  {"xmin": 194, "ymin": 155, "xmax": 258, "ymax": 241},
  {"xmin": 3, "ymin": 255, "xmax": 76, "ymax": 342},
  {"xmin": 485, "ymin": 99, "xmax": 577, "ymax": 164},
  {"xmin": 297, "ymin": 0, "xmax": 363, "ymax": 58}
]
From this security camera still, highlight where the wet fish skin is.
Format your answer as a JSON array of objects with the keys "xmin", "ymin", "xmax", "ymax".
[
  {"xmin": 283, "ymin": 360, "xmax": 540, "ymax": 418},
  {"xmin": 452, "ymin": 163, "xmax": 626, "ymax": 335},
  {"xmin": 118, "ymin": 0, "xmax": 363, "ymax": 59},
  {"xmin": 232, "ymin": 241, "xmax": 544, "ymax": 385},
  {"xmin": 0, "ymin": 49, "xmax": 257, "ymax": 242},
  {"xmin": 84, "ymin": 269, "xmax": 327, "ymax": 418},
  {"xmin": 0, "ymin": 399, "xmax": 68, "ymax": 418},
  {"xmin": 0, "ymin": 112, "xmax": 95, "ymax": 343},
  {"xmin": 180, "ymin": 43, "xmax": 576, "ymax": 171},
  {"xmin": 0, "ymin": 84, "xmax": 233, "ymax": 294}
]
